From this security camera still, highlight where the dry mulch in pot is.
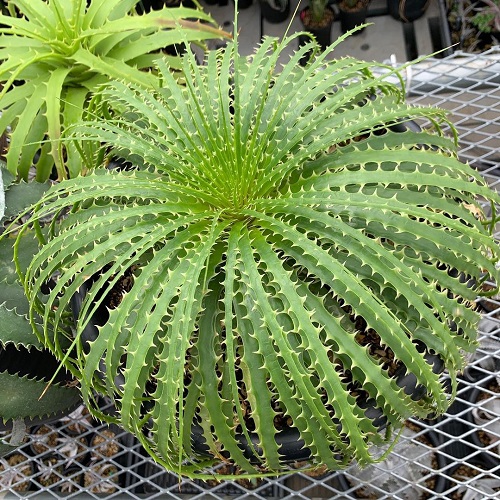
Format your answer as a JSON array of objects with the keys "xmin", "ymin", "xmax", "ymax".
[{"xmin": 0, "ymin": 453, "xmax": 33, "ymax": 492}]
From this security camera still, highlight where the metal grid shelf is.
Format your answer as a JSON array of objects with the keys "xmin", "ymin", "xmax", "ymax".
[{"xmin": 1, "ymin": 48, "xmax": 499, "ymax": 500}]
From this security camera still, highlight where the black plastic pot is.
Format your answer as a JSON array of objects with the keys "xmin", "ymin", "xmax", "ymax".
[
  {"xmin": 192, "ymin": 424, "xmax": 312, "ymax": 463},
  {"xmin": 136, "ymin": 0, "xmax": 197, "ymax": 12},
  {"xmin": 29, "ymin": 423, "xmax": 90, "ymax": 467},
  {"xmin": 259, "ymin": 0, "xmax": 290, "ymax": 24},
  {"xmin": 56, "ymin": 465, "xmax": 85, "ymax": 493},
  {"xmin": 387, "ymin": 0, "xmax": 430, "ymax": 23},
  {"xmin": 299, "ymin": 6, "xmax": 335, "ymax": 51},
  {"xmin": 29, "ymin": 425, "xmax": 60, "ymax": 458},
  {"xmin": 446, "ymin": 462, "xmax": 500, "ymax": 499},
  {"xmin": 438, "ymin": 392, "xmax": 475, "ymax": 461},
  {"xmin": 338, "ymin": 4, "xmax": 369, "ymax": 34},
  {"xmin": 0, "ymin": 451, "xmax": 35, "ymax": 492}
]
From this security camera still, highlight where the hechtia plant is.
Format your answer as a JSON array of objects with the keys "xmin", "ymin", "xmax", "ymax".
[
  {"xmin": 0, "ymin": 0, "xmax": 227, "ymax": 181},
  {"xmin": 11, "ymin": 31, "xmax": 500, "ymax": 478}
]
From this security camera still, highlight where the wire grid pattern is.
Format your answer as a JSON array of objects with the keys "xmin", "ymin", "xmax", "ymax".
[{"xmin": 0, "ymin": 48, "xmax": 499, "ymax": 500}]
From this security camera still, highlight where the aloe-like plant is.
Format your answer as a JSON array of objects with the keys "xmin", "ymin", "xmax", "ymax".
[
  {"xmin": 0, "ymin": 165, "xmax": 81, "ymax": 458},
  {"xmin": 10, "ymin": 31, "xmax": 500, "ymax": 478},
  {"xmin": 0, "ymin": 0, "xmax": 228, "ymax": 182}
]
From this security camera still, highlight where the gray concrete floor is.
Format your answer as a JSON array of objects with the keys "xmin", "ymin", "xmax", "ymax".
[{"xmin": 200, "ymin": 0, "xmax": 442, "ymax": 64}]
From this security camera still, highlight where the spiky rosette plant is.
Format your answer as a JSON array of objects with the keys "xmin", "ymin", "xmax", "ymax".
[
  {"xmin": 12, "ymin": 31, "xmax": 500, "ymax": 478},
  {"xmin": 0, "ymin": 165, "xmax": 80, "ymax": 457},
  {"xmin": 0, "ymin": 0, "xmax": 228, "ymax": 181}
]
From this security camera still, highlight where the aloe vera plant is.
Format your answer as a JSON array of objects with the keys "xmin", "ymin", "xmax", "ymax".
[
  {"xmin": 0, "ymin": 0, "xmax": 227, "ymax": 182},
  {"xmin": 10, "ymin": 31, "xmax": 500, "ymax": 478}
]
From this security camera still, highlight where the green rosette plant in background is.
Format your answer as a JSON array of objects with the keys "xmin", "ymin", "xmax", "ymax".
[
  {"xmin": 9, "ymin": 30, "xmax": 500, "ymax": 478},
  {"xmin": 0, "ymin": 0, "xmax": 228, "ymax": 181}
]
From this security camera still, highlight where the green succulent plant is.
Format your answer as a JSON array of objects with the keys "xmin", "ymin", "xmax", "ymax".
[
  {"xmin": 9, "ymin": 31, "xmax": 500, "ymax": 478},
  {"xmin": 308, "ymin": 0, "xmax": 330, "ymax": 23},
  {"xmin": 0, "ymin": 0, "xmax": 228, "ymax": 182},
  {"xmin": 471, "ymin": 0, "xmax": 500, "ymax": 34},
  {"xmin": 0, "ymin": 164, "xmax": 81, "ymax": 457}
]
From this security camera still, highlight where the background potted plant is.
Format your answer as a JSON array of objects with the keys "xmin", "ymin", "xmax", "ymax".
[
  {"xmin": 7, "ymin": 24, "xmax": 500, "ymax": 479},
  {"xmin": 0, "ymin": 0, "xmax": 228, "ymax": 182},
  {"xmin": 300, "ymin": 0, "xmax": 335, "ymax": 49},
  {"xmin": 338, "ymin": 0, "xmax": 371, "ymax": 34},
  {"xmin": 445, "ymin": 0, "xmax": 500, "ymax": 52},
  {"xmin": 470, "ymin": 0, "xmax": 500, "ymax": 34},
  {"xmin": 387, "ymin": 0, "xmax": 430, "ymax": 22},
  {"xmin": 0, "ymin": 453, "xmax": 34, "ymax": 492}
]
